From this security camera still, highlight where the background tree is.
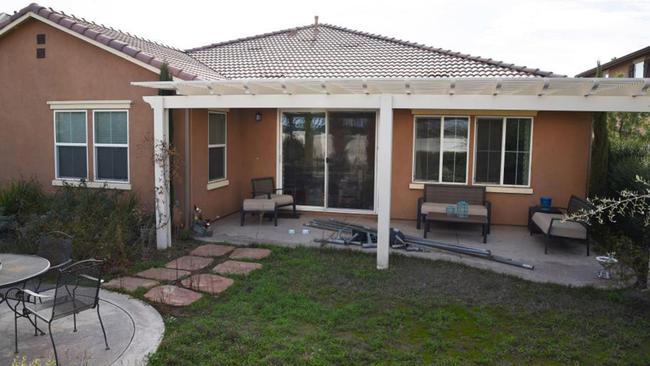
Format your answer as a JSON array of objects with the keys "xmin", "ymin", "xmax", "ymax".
[{"xmin": 589, "ymin": 62, "xmax": 609, "ymax": 197}]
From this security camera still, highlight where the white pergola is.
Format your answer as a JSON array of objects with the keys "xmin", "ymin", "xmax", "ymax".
[{"xmin": 134, "ymin": 77, "xmax": 650, "ymax": 270}]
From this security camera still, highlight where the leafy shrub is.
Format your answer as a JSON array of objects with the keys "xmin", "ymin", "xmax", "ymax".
[
  {"xmin": 11, "ymin": 356, "xmax": 55, "ymax": 366},
  {"xmin": 0, "ymin": 179, "xmax": 47, "ymax": 224},
  {"xmin": 2, "ymin": 181, "xmax": 153, "ymax": 273}
]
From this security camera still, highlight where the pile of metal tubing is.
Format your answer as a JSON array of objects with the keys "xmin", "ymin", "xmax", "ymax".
[{"xmin": 304, "ymin": 218, "xmax": 534, "ymax": 270}]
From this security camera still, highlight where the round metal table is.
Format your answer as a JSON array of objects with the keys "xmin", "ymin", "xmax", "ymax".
[{"xmin": 0, "ymin": 254, "xmax": 50, "ymax": 303}]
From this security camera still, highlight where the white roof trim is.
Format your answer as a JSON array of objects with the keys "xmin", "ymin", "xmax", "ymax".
[
  {"xmin": 132, "ymin": 77, "xmax": 649, "ymax": 98},
  {"xmin": 135, "ymin": 77, "xmax": 650, "ymax": 112},
  {"xmin": 0, "ymin": 12, "xmax": 176, "ymax": 80},
  {"xmin": 48, "ymin": 100, "xmax": 132, "ymax": 110}
]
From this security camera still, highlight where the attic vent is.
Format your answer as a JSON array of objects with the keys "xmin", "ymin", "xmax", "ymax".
[
  {"xmin": 247, "ymin": 46, "xmax": 263, "ymax": 51},
  {"xmin": 36, "ymin": 34, "xmax": 46, "ymax": 44}
]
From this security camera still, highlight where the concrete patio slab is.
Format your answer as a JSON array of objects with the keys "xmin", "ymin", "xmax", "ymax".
[
  {"xmin": 230, "ymin": 248, "xmax": 271, "ymax": 260},
  {"xmin": 201, "ymin": 212, "xmax": 614, "ymax": 288},
  {"xmin": 165, "ymin": 256, "xmax": 213, "ymax": 271},
  {"xmin": 104, "ymin": 276, "xmax": 159, "ymax": 292},
  {"xmin": 144, "ymin": 285, "xmax": 203, "ymax": 306},
  {"xmin": 181, "ymin": 274, "xmax": 234, "ymax": 295},
  {"xmin": 0, "ymin": 289, "xmax": 163, "ymax": 366},
  {"xmin": 190, "ymin": 244, "xmax": 235, "ymax": 257},
  {"xmin": 213, "ymin": 260, "xmax": 262, "ymax": 275},
  {"xmin": 136, "ymin": 267, "xmax": 190, "ymax": 281}
]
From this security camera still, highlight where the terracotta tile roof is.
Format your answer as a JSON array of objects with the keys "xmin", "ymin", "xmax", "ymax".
[
  {"xmin": 187, "ymin": 23, "xmax": 559, "ymax": 79},
  {"xmin": 0, "ymin": 3, "xmax": 223, "ymax": 80}
]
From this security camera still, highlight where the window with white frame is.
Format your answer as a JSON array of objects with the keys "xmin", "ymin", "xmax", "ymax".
[
  {"xmin": 634, "ymin": 61, "xmax": 644, "ymax": 78},
  {"xmin": 54, "ymin": 111, "xmax": 87, "ymax": 179},
  {"xmin": 94, "ymin": 111, "xmax": 128, "ymax": 181},
  {"xmin": 474, "ymin": 117, "xmax": 532, "ymax": 186},
  {"xmin": 208, "ymin": 112, "xmax": 227, "ymax": 181},
  {"xmin": 413, "ymin": 116, "xmax": 469, "ymax": 184}
]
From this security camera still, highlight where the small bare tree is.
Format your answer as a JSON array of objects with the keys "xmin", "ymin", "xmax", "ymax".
[{"xmin": 569, "ymin": 175, "xmax": 650, "ymax": 288}]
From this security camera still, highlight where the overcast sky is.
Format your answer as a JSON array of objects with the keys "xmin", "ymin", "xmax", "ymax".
[{"xmin": 3, "ymin": 0, "xmax": 649, "ymax": 76}]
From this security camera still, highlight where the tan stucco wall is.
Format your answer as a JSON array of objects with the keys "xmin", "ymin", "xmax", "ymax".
[
  {"xmin": 184, "ymin": 108, "xmax": 277, "ymax": 221},
  {"xmin": 390, "ymin": 110, "xmax": 592, "ymax": 225},
  {"xmin": 0, "ymin": 19, "xmax": 159, "ymax": 209}
]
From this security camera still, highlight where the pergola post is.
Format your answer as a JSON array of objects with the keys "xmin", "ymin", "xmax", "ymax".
[
  {"xmin": 149, "ymin": 97, "xmax": 172, "ymax": 249},
  {"xmin": 376, "ymin": 95, "xmax": 393, "ymax": 269}
]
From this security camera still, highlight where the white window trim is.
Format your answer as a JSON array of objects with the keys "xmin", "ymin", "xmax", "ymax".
[
  {"xmin": 408, "ymin": 182, "xmax": 533, "ymax": 195},
  {"xmin": 51, "ymin": 179, "xmax": 131, "ymax": 190},
  {"xmin": 472, "ymin": 116, "xmax": 534, "ymax": 188},
  {"xmin": 93, "ymin": 110, "xmax": 130, "ymax": 184},
  {"xmin": 634, "ymin": 61, "xmax": 644, "ymax": 78},
  {"xmin": 411, "ymin": 115, "xmax": 470, "ymax": 185},
  {"xmin": 207, "ymin": 179, "xmax": 230, "ymax": 190},
  {"xmin": 53, "ymin": 110, "xmax": 89, "ymax": 181},
  {"xmin": 48, "ymin": 100, "xmax": 132, "ymax": 110},
  {"xmin": 208, "ymin": 111, "xmax": 228, "ymax": 184}
]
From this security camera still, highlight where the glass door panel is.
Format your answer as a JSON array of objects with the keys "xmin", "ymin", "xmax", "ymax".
[
  {"xmin": 281, "ymin": 112, "xmax": 326, "ymax": 206},
  {"xmin": 327, "ymin": 112, "xmax": 376, "ymax": 210}
]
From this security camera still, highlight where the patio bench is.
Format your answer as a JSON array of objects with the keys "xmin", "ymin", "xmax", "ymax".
[
  {"xmin": 529, "ymin": 195, "xmax": 593, "ymax": 255},
  {"xmin": 416, "ymin": 184, "xmax": 491, "ymax": 242},
  {"xmin": 240, "ymin": 198, "xmax": 277, "ymax": 226}
]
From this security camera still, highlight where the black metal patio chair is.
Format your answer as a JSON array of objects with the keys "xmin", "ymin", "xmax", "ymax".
[
  {"xmin": 8, "ymin": 259, "xmax": 109, "ymax": 366},
  {"xmin": 3, "ymin": 231, "xmax": 73, "ymax": 352}
]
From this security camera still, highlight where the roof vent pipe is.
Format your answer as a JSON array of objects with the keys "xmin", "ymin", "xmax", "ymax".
[{"xmin": 312, "ymin": 15, "xmax": 320, "ymax": 41}]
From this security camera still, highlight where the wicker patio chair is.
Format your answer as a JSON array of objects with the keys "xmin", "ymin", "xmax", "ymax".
[
  {"xmin": 8, "ymin": 259, "xmax": 109, "ymax": 366},
  {"xmin": 251, "ymin": 177, "xmax": 296, "ymax": 216},
  {"xmin": 529, "ymin": 195, "xmax": 593, "ymax": 255}
]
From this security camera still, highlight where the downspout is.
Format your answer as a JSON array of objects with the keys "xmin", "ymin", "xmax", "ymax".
[{"xmin": 184, "ymin": 108, "xmax": 191, "ymax": 228}]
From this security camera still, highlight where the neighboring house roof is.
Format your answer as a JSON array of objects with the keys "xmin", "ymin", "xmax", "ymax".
[
  {"xmin": 577, "ymin": 45, "xmax": 650, "ymax": 77},
  {"xmin": 187, "ymin": 23, "xmax": 558, "ymax": 79},
  {"xmin": 0, "ymin": 3, "xmax": 223, "ymax": 80}
]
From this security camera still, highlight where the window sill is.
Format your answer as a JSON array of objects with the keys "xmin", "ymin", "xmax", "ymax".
[
  {"xmin": 485, "ymin": 186, "xmax": 533, "ymax": 195},
  {"xmin": 409, "ymin": 183, "xmax": 533, "ymax": 195},
  {"xmin": 409, "ymin": 182, "xmax": 468, "ymax": 190},
  {"xmin": 207, "ymin": 179, "xmax": 229, "ymax": 191},
  {"xmin": 52, "ymin": 179, "xmax": 131, "ymax": 190}
]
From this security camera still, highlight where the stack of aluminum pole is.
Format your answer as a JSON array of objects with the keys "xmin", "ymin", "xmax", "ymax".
[{"xmin": 304, "ymin": 218, "xmax": 534, "ymax": 270}]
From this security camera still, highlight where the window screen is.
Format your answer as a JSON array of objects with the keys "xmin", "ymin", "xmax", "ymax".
[
  {"xmin": 94, "ymin": 111, "xmax": 128, "ymax": 181},
  {"xmin": 55, "ymin": 111, "xmax": 87, "ymax": 179},
  {"xmin": 208, "ymin": 112, "xmax": 227, "ymax": 181}
]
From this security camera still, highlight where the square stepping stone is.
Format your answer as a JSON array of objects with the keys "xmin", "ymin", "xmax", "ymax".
[
  {"xmin": 136, "ymin": 267, "xmax": 190, "ymax": 281},
  {"xmin": 190, "ymin": 244, "xmax": 235, "ymax": 258},
  {"xmin": 144, "ymin": 285, "xmax": 202, "ymax": 306},
  {"xmin": 213, "ymin": 260, "xmax": 262, "ymax": 275},
  {"xmin": 165, "ymin": 256, "xmax": 213, "ymax": 271},
  {"xmin": 181, "ymin": 274, "xmax": 234, "ymax": 295},
  {"xmin": 103, "ymin": 276, "xmax": 159, "ymax": 292},
  {"xmin": 230, "ymin": 248, "xmax": 272, "ymax": 260}
]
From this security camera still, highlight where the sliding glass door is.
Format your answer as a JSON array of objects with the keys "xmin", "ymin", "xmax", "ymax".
[
  {"xmin": 281, "ymin": 112, "xmax": 326, "ymax": 207},
  {"xmin": 281, "ymin": 111, "xmax": 376, "ymax": 211}
]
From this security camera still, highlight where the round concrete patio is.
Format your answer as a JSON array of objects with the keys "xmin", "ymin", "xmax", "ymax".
[{"xmin": 0, "ymin": 289, "xmax": 164, "ymax": 365}]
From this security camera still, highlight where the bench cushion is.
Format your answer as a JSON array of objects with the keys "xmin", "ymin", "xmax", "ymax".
[
  {"xmin": 255, "ymin": 194, "xmax": 294, "ymax": 206},
  {"xmin": 243, "ymin": 199, "xmax": 276, "ymax": 212},
  {"xmin": 532, "ymin": 212, "xmax": 587, "ymax": 240},
  {"xmin": 421, "ymin": 202, "xmax": 487, "ymax": 217}
]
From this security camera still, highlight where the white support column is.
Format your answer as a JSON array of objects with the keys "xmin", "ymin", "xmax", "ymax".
[
  {"xmin": 150, "ymin": 98, "xmax": 172, "ymax": 249},
  {"xmin": 376, "ymin": 95, "xmax": 393, "ymax": 269}
]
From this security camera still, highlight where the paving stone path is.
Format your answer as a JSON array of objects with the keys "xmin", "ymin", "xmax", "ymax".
[
  {"xmin": 191, "ymin": 244, "xmax": 235, "ymax": 257},
  {"xmin": 230, "ymin": 248, "xmax": 272, "ymax": 260},
  {"xmin": 213, "ymin": 260, "xmax": 263, "ymax": 275},
  {"xmin": 107, "ymin": 245, "xmax": 269, "ymax": 306},
  {"xmin": 136, "ymin": 267, "xmax": 191, "ymax": 281},
  {"xmin": 181, "ymin": 274, "xmax": 234, "ymax": 295},
  {"xmin": 103, "ymin": 276, "xmax": 159, "ymax": 291},
  {"xmin": 144, "ymin": 285, "xmax": 203, "ymax": 306}
]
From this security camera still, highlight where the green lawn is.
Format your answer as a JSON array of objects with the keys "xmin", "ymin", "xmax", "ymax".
[{"xmin": 139, "ymin": 242, "xmax": 650, "ymax": 366}]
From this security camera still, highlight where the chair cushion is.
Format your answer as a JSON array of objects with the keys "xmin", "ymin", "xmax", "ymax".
[
  {"xmin": 243, "ymin": 199, "xmax": 276, "ymax": 212},
  {"xmin": 421, "ymin": 202, "xmax": 487, "ymax": 217},
  {"xmin": 256, "ymin": 194, "xmax": 293, "ymax": 206},
  {"xmin": 532, "ymin": 212, "xmax": 587, "ymax": 240}
]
